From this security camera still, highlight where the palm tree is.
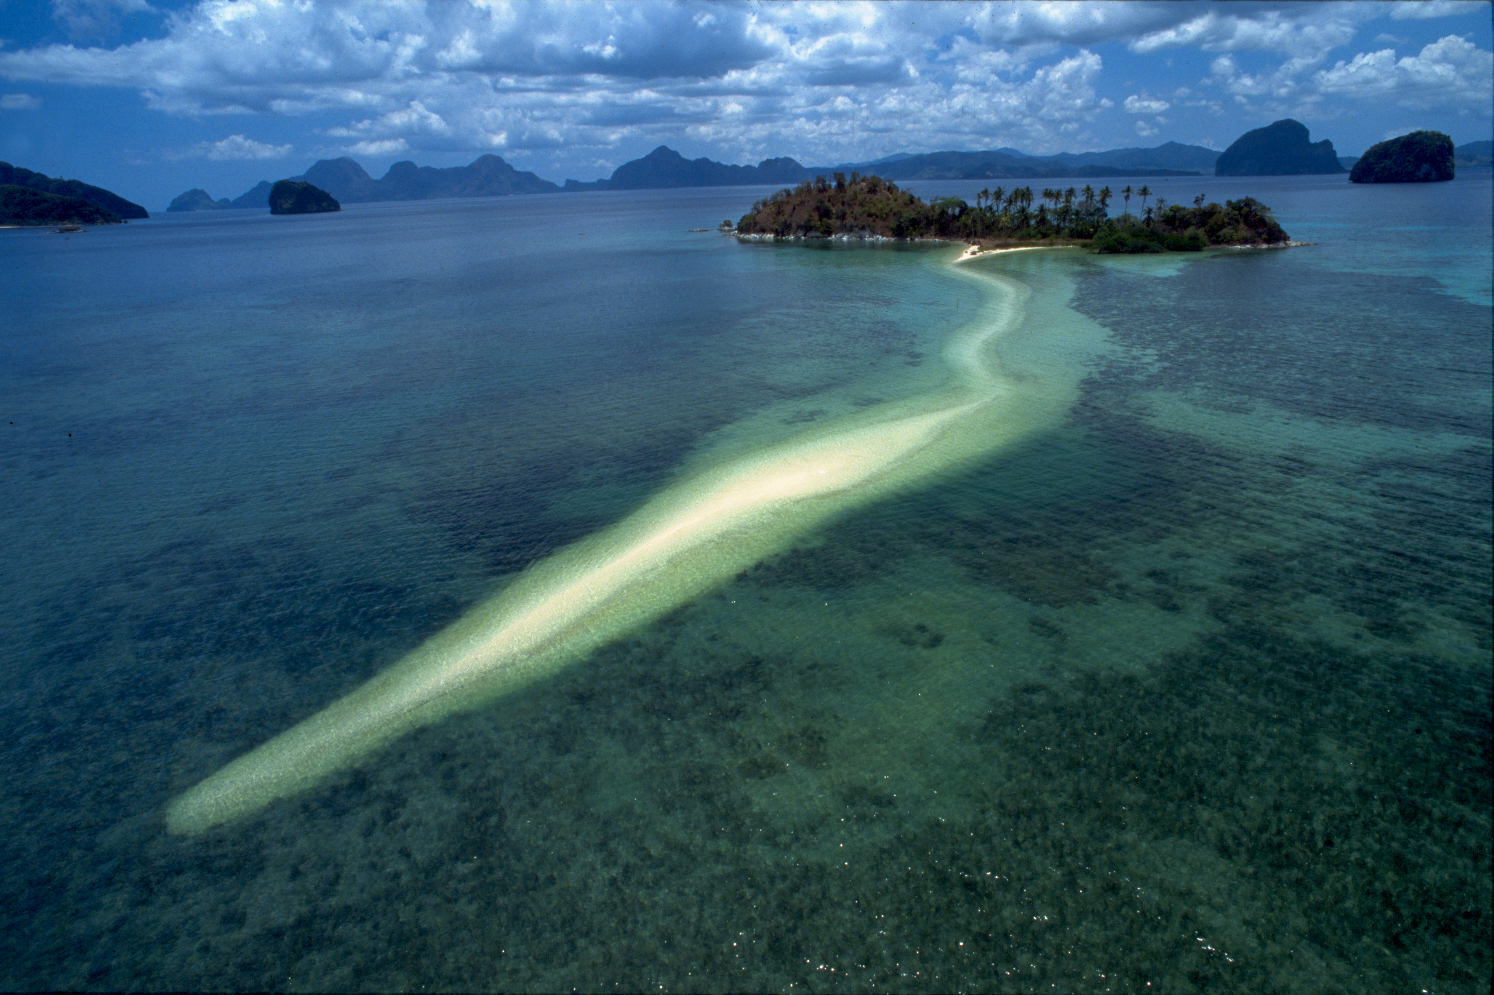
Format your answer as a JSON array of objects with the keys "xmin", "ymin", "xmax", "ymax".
[
  {"xmin": 1098, "ymin": 186, "xmax": 1112, "ymax": 212},
  {"xmin": 1014, "ymin": 187, "xmax": 1033, "ymax": 228},
  {"xmin": 1193, "ymin": 194, "xmax": 1206, "ymax": 209},
  {"xmin": 1121, "ymin": 184, "xmax": 1133, "ymax": 217},
  {"xmin": 1138, "ymin": 184, "xmax": 1151, "ymax": 213},
  {"xmin": 1081, "ymin": 184, "xmax": 1095, "ymax": 208}
]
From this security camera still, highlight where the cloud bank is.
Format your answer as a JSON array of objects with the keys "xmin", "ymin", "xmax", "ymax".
[{"xmin": 0, "ymin": 0, "xmax": 1488, "ymax": 172}]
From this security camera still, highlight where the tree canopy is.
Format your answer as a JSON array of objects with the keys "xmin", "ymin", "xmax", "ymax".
[
  {"xmin": 734, "ymin": 174, "xmax": 1292, "ymax": 251},
  {"xmin": 0, "ymin": 184, "xmax": 124, "ymax": 226}
]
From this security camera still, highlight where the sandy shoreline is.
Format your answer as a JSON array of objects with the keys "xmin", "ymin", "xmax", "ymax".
[{"xmin": 957, "ymin": 243, "xmax": 1081, "ymax": 262}]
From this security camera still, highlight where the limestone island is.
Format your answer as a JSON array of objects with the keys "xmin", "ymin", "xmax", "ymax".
[
  {"xmin": 1215, "ymin": 119, "xmax": 1345, "ymax": 176},
  {"xmin": 269, "ymin": 180, "xmax": 341, "ymax": 215},
  {"xmin": 732, "ymin": 173, "xmax": 1290, "ymax": 253},
  {"xmin": 1350, "ymin": 131, "xmax": 1455, "ymax": 183}
]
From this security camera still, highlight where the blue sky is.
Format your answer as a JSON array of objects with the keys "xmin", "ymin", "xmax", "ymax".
[{"xmin": 1, "ymin": 0, "xmax": 1490, "ymax": 210}]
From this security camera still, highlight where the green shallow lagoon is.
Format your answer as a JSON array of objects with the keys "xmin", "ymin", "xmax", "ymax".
[{"xmin": 1, "ymin": 178, "xmax": 1489, "ymax": 992}]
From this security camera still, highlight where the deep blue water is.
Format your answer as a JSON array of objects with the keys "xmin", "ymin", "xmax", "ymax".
[{"xmin": 1, "ymin": 174, "xmax": 1490, "ymax": 993}]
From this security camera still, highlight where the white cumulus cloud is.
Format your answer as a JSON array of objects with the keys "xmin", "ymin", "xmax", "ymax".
[
  {"xmin": 1131, "ymin": 3, "xmax": 1365, "ymax": 56},
  {"xmin": 1313, "ymin": 34, "xmax": 1494, "ymax": 110},
  {"xmin": 0, "ymin": 1, "xmax": 1488, "ymax": 175},
  {"xmin": 1390, "ymin": 1, "xmax": 1489, "ymax": 20},
  {"xmin": 1124, "ymin": 94, "xmax": 1171, "ymax": 114},
  {"xmin": 347, "ymin": 138, "xmax": 408, "ymax": 157},
  {"xmin": 204, "ymin": 133, "xmax": 291, "ymax": 160}
]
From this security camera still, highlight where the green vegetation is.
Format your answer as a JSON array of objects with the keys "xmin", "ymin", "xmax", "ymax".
[
  {"xmin": 1094, "ymin": 196, "xmax": 1289, "ymax": 253},
  {"xmin": 735, "ymin": 173, "xmax": 1291, "ymax": 251},
  {"xmin": 1350, "ymin": 131, "xmax": 1455, "ymax": 183},
  {"xmin": 0, "ymin": 184, "xmax": 123, "ymax": 226},
  {"xmin": 268, "ymin": 179, "xmax": 341, "ymax": 215},
  {"xmin": 0, "ymin": 161, "xmax": 149, "ymax": 218},
  {"xmin": 735, "ymin": 172, "xmax": 940, "ymax": 238}
]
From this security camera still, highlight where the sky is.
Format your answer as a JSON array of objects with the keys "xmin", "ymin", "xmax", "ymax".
[{"xmin": 1, "ymin": 0, "xmax": 1490, "ymax": 210}]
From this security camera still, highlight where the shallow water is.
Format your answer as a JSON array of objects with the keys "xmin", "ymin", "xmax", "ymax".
[{"xmin": 1, "ymin": 176, "xmax": 1489, "ymax": 993}]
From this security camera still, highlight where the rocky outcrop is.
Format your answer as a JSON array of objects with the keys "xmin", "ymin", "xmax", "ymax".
[
  {"xmin": 1215, "ymin": 119, "xmax": 1345, "ymax": 176},
  {"xmin": 268, "ymin": 180, "xmax": 341, "ymax": 215},
  {"xmin": 1350, "ymin": 131, "xmax": 1455, "ymax": 183}
]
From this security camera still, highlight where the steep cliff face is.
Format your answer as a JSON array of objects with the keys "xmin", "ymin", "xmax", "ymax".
[
  {"xmin": 1216, "ymin": 120, "xmax": 1345, "ymax": 176},
  {"xmin": 268, "ymin": 180, "xmax": 341, "ymax": 215},
  {"xmin": 1350, "ymin": 132, "xmax": 1455, "ymax": 183}
]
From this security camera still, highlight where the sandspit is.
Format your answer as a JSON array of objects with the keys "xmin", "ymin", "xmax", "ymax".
[{"xmin": 166, "ymin": 248, "xmax": 1059, "ymax": 834}]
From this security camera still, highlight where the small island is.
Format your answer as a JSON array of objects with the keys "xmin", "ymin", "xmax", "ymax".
[
  {"xmin": 167, "ymin": 188, "xmax": 233, "ymax": 212},
  {"xmin": 1350, "ymin": 131, "xmax": 1454, "ymax": 183},
  {"xmin": 733, "ymin": 173, "xmax": 1290, "ymax": 253},
  {"xmin": 268, "ymin": 180, "xmax": 340, "ymax": 215}
]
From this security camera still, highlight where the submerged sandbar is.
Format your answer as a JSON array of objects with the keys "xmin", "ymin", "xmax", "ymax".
[{"xmin": 166, "ymin": 249, "xmax": 1065, "ymax": 834}]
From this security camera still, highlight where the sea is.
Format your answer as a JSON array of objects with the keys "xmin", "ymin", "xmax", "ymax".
[{"xmin": 1, "ymin": 170, "xmax": 1489, "ymax": 993}]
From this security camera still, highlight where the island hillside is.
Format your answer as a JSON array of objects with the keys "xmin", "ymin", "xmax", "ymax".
[
  {"xmin": 269, "ymin": 180, "xmax": 340, "ymax": 215},
  {"xmin": 1216, "ymin": 119, "xmax": 1345, "ymax": 176},
  {"xmin": 0, "ymin": 161, "xmax": 148, "ymax": 218},
  {"xmin": 1350, "ymin": 131, "xmax": 1454, "ymax": 183},
  {"xmin": 1, "ymin": 185, "xmax": 125, "ymax": 226},
  {"xmin": 166, "ymin": 181, "xmax": 273, "ymax": 211},
  {"xmin": 294, "ymin": 154, "xmax": 557, "ymax": 203},
  {"xmin": 734, "ymin": 173, "xmax": 1290, "ymax": 251},
  {"xmin": 1454, "ymin": 141, "xmax": 1492, "ymax": 167},
  {"xmin": 168, "ymin": 188, "xmax": 232, "ymax": 211}
]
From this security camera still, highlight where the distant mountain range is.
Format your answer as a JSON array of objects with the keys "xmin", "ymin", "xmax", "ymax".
[
  {"xmin": 163, "ymin": 128, "xmax": 1493, "ymax": 212},
  {"xmin": 169, "ymin": 155, "xmax": 556, "ymax": 211},
  {"xmin": 563, "ymin": 142, "xmax": 1216, "ymax": 190},
  {"xmin": 170, "ymin": 141, "xmax": 1225, "ymax": 212}
]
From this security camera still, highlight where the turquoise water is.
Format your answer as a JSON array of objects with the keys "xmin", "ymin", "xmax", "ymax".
[{"xmin": 1, "ymin": 174, "xmax": 1489, "ymax": 992}]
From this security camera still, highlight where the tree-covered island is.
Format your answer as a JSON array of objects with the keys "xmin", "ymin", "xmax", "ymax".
[
  {"xmin": 734, "ymin": 173, "xmax": 1291, "ymax": 252},
  {"xmin": 0, "ymin": 184, "xmax": 125, "ymax": 226}
]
